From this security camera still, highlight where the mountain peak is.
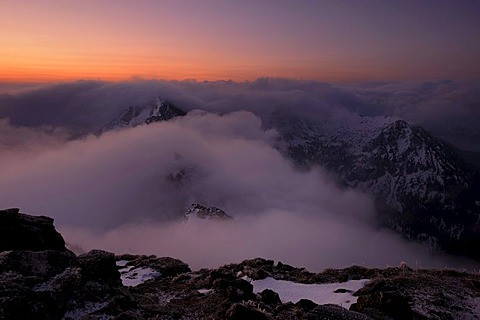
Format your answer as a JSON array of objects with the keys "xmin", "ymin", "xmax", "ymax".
[
  {"xmin": 100, "ymin": 97, "xmax": 186, "ymax": 132},
  {"xmin": 277, "ymin": 112, "xmax": 480, "ymax": 258},
  {"xmin": 144, "ymin": 97, "xmax": 187, "ymax": 124},
  {"xmin": 184, "ymin": 204, "xmax": 233, "ymax": 222}
]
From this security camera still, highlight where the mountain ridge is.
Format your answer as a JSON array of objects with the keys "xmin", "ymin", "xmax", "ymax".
[
  {"xmin": 98, "ymin": 96, "xmax": 480, "ymax": 260},
  {"xmin": 270, "ymin": 110, "xmax": 480, "ymax": 259},
  {"xmin": 100, "ymin": 97, "xmax": 186, "ymax": 133}
]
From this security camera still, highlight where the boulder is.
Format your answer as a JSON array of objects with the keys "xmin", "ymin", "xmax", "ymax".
[
  {"xmin": 78, "ymin": 250, "xmax": 121, "ymax": 286},
  {"xmin": 260, "ymin": 289, "xmax": 281, "ymax": 305},
  {"xmin": 0, "ymin": 250, "xmax": 76, "ymax": 279},
  {"xmin": 310, "ymin": 304, "xmax": 375, "ymax": 320},
  {"xmin": 34, "ymin": 267, "xmax": 82, "ymax": 294},
  {"xmin": 226, "ymin": 303, "xmax": 271, "ymax": 320},
  {"xmin": 120, "ymin": 255, "xmax": 191, "ymax": 277},
  {"xmin": 295, "ymin": 298, "xmax": 318, "ymax": 311},
  {"xmin": 213, "ymin": 278, "xmax": 254, "ymax": 301},
  {"xmin": 350, "ymin": 291, "xmax": 413, "ymax": 320},
  {"xmin": 0, "ymin": 208, "xmax": 66, "ymax": 252}
]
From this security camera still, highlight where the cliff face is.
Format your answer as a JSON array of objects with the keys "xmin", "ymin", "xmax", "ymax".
[
  {"xmin": 1, "ymin": 209, "xmax": 479, "ymax": 319},
  {"xmin": 0, "ymin": 208, "xmax": 67, "ymax": 252},
  {"xmin": 273, "ymin": 112, "xmax": 480, "ymax": 259}
]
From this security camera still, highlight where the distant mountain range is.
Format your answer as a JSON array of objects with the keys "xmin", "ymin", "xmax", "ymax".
[
  {"xmin": 101, "ymin": 97, "xmax": 480, "ymax": 260},
  {"xmin": 270, "ymin": 111, "xmax": 480, "ymax": 259}
]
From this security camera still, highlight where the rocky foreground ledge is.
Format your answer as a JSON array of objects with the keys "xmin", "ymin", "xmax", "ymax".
[{"xmin": 1, "ymin": 209, "xmax": 479, "ymax": 320}]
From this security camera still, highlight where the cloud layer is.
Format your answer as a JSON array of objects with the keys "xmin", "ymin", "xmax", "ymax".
[
  {"xmin": 1, "ymin": 78, "xmax": 479, "ymax": 150},
  {"xmin": 0, "ymin": 109, "xmax": 476, "ymax": 270}
]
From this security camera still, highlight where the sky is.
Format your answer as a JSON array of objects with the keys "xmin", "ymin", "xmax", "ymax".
[{"xmin": 1, "ymin": 0, "xmax": 480, "ymax": 82}]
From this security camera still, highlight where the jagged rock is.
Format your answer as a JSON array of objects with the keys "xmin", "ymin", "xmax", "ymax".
[
  {"xmin": 0, "ymin": 250, "xmax": 76, "ymax": 279},
  {"xmin": 1, "ymin": 210, "xmax": 479, "ymax": 319},
  {"xmin": 78, "ymin": 250, "xmax": 121, "ymax": 286},
  {"xmin": 309, "ymin": 304, "xmax": 375, "ymax": 320},
  {"xmin": 213, "ymin": 278, "xmax": 254, "ymax": 301},
  {"xmin": 260, "ymin": 289, "xmax": 281, "ymax": 305},
  {"xmin": 226, "ymin": 303, "xmax": 271, "ymax": 320},
  {"xmin": 185, "ymin": 203, "xmax": 233, "ymax": 221},
  {"xmin": 218, "ymin": 258, "xmax": 315, "ymax": 282},
  {"xmin": 0, "ymin": 211, "xmax": 137, "ymax": 319},
  {"xmin": 0, "ymin": 208, "xmax": 67, "ymax": 252},
  {"xmin": 272, "ymin": 301, "xmax": 375, "ymax": 320},
  {"xmin": 350, "ymin": 291, "xmax": 413, "ymax": 320},
  {"xmin": 275, "ymin": 111, "xmax": 480, "ymax": 259},
  {"xmin": 101, "ymin": 97, "xmax": 186, "ymax": 132},
  {"xmin": 0, "ymin": 256, "xmax": 76, "ymax": 319},
  {"xmin": 295, "ymin": 298, "xmax": 318, "ymax": 311},
  {"xmin": 34, "ymin": 267, "xmax": 82, "ymax": 294},
  {"xmin": 117, "ymin": 255, "xmax": 191, "ymax": 277}
]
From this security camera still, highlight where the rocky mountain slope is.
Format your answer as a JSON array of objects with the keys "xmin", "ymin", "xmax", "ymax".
[
  {"xmin": 185, "ymin": 203, "xmax": 233, "ymax": 222},
  {"xmin": 1, "ymin": 209, "xmax": 480, "ymax": 320},
  {"xmin": 97, "ymin": 96, "xmax": 480, "ymax": 260},
  {"xmin": 270, "ymin": 111, "xmax": 480, "ymax": 259},
  {"xmin": 100, "ymin": 97, "xmax": 186, "ymax": 132}
]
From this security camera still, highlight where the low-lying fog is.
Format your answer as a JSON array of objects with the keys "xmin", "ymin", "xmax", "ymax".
[{"xmin": 1, "ymin": 109, "xmax": 477, "ymax": 271}]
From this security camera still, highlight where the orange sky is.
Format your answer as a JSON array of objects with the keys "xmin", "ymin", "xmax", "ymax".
[{"xmin": 1, "ymin": 0, "xmax": 479, "ymax": 83}]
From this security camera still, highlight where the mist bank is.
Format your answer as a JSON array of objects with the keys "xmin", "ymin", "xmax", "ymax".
[
  {"xmin": 1, "ymin": 78, "xmax": 479, "ymax": 151},
  {"xmin": 0, "ymin": 110, "xmax": 477, "ymax": 271},
  {"xmin": 60, "ymin": 211, "xmax": 480, "ymax": 272}
]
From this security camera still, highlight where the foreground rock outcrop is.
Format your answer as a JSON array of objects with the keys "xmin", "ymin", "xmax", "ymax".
[
  {"xmin": 0, "ymin": 208, "xmax": 67, "ymax": 252},
  {"xmin": 1, "ymin": 208, "xmax": 479, "ymax": 319}
]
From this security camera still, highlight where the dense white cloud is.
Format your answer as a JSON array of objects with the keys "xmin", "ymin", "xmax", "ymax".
[{"xmin": 0, "ymin": 110, "xmax": 474, "ymax": 270}]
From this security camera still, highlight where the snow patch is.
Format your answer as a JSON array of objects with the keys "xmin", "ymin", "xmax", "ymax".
[
  {"xmin": 116, "ymin": 261, "xmax": 161, "ymax": 287},
  {"xmin": 116, "ymin": 260, "xmax": 129, "ymax": 267},
  {"xmin": 247, "ymin": 277, "xmax": 369, "ymax": 309},
  {"xmin": 198, "ymin": 288, "xmax": 213, "ymax": 295}
]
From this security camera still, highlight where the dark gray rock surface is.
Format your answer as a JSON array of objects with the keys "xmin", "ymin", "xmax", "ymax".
[
  {"xmin": 0, "ymin": 208, "xmax": 67, "ymax": 252},
  {"xmin": 1, "ymin": 211, "xmax": 479, "ymax": 319}
]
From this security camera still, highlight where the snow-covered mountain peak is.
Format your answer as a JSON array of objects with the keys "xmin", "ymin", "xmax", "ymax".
[
  {"xmin": 100, "ymin": 97, "xmax": 186, "ymax": 132},
  {"xmin": 184, "ymin": 204, "xmax": 233, "ymax": 222},
  {"xmin": 144, "ymin": 97, "xmax": 186, "ymax": 124},
  {"xmin": 275, "ymin": 111, "xmax": 480, "ymax": 257}
]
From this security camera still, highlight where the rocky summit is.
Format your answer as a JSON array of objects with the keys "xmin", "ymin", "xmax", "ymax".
[
  {"xmin": 1, "ymin": 208, "xmax": 480, "ymax": 319},
  {"xmin": 185, "ymin": 203, "xmax": 233, "ymax": 222},
  {"xmin": 100, "ymin": 97, "xmax": 186, "ymax": 133},
  {"xmin": 271, "ymin": 111, "xmax": 480, "ymax": 260}
]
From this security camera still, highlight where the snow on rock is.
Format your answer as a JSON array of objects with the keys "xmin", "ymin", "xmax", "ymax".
[
  {"xmin": 278, "ymin": 110, "xmax": 480, "ymax": 258},
  {"xmin": 184, "ymin": 203, "xmax": 233, "ymax": 222},
  {"xmin": 116, "ymin": 260, "xmax": 129, "ymax": 267},
  {"xmin": 62, "ymin": 301, "xmax": 109, "ymax": 319},
  {"xmin": 248, "ymin": 277, "xmax": 369, "ymax": 309},
  {"xmin": 100, "ymin": 97, "xmax": 186, "ymax": 133},
  {"xmin": 116, "ymin": 260, "xmax": 161, "ymax": 287},
  {"xmin": 198, "ymin": 288, "xmax": 213, "ymax": 295}
]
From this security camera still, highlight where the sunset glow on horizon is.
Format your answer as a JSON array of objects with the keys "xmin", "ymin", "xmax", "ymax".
[{"xmin": 1, "ymin": 0, "xmax": 479, "ymax": 83}]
